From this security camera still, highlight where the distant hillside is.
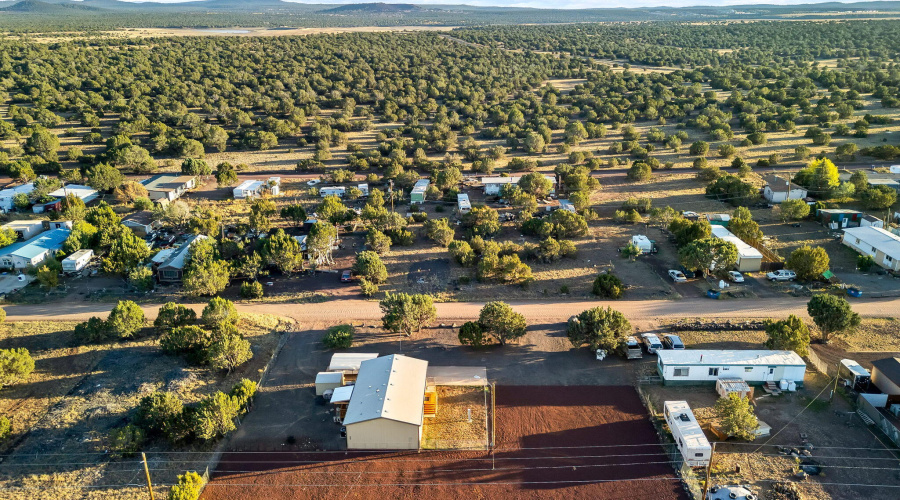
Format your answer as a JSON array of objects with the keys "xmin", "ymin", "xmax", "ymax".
[
  {"xmin": 0, "ymin": 0, "xmax": 101, "ymax": 12},
  {"xmin": 320, "ymin": 3, "xmax": 429, "ymax": 14}
]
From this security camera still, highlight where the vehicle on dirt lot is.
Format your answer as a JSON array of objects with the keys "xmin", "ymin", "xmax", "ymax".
[
  {"xmin": 340, "ymin": 270, "xmax": 352, "ymax": 282},
  {"xmin": 728, "ymin": 271, "xmax": 745, "ymax": 283},
  {"xmin": 766, "ymin": 270, "xmax": 797, "ymax": 282},
  {"xmin": 640, "ymin": 333, "xmax": 663, "ymax": 354},
  {"xmin": 679, "ymin": 266, "xmax": 696, "ymax": 279},
  {"xmin": 662, "ymin": 334, "xmax": 685, "ymax": 350},
  {"xmin": 306, "ymin": 179, "xmax": 321, "ymax": 186},
  {"xmin": 668, "ymin": 270, "xmax": 687, "ymax": 283},
  {"xmin": 623, "ymin": 336, "xmax": 643, "ymax": 359}
]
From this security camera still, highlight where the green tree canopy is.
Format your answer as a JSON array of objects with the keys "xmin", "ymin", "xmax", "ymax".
[
  {"xmin": 715, "ymin": 393, "xmax": 759, "ymax": 441},
  {"xmin": 566, "ymin": 306, "xmax": 631, "ymax": 352},
  {"xmin": 807, "ymin": 294, "xmax": 860, "ymax": 343},
  {"xmin": 786, "ymin": 245, "xmax": 830, "ymax": 281},
  {"xmin": 379, "ymin": 293, "xmax": 436, "ymax": 337},
  {"xmin": 478, "ymin": 301, "xmax": 527, "ymax": 346},
  {"xmin": 764, "ymin": 315, "xmax": 811, "ymax": 356}
]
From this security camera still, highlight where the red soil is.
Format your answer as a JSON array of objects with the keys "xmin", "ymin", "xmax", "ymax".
[{"xmin": 201, "ymin": 386, "xmax": 687, "ymax": 500}]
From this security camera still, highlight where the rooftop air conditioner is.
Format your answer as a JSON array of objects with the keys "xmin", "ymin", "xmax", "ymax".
[{"xmin": 890, "ymin": 405, "xmax": 900, "ymax": 418}]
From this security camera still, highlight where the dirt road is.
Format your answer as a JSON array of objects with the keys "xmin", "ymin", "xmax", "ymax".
[{"xmin": 4, "ymin": 296, "xmax": 896, "ymax": 325}]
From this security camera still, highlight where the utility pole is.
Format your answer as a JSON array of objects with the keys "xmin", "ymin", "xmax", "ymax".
[
  {"xmin": 142, "ymin": 452, "xmax": 155, "ymax": 500},
  {"xmin": 703, "ymin": 442, "xmax": 715, "ymax": 500},
  {"xmin": 389, "ymin": 179, "xmax": 394, "ymax": 213},
  {"xmin": 830, "ymin": 361, "xmax": 841, "ymax": 402}
]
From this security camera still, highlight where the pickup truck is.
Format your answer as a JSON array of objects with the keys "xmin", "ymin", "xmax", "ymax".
[{"xmin": 766, "ymin": 270, "xmax": 797, "ymax": 282}]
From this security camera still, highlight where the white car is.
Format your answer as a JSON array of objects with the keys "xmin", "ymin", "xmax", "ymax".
[
  {"xmin": 766, "ymin": 270, "xmax": 797, "ymax": 282},
  {"xmin": 668, "ymin": 270, "xmax": 687, "ymax": 283},
  {"xmin": 306, "ymin": 179, "xmax": 321, "ymax": 186},
  {"xmin": 728, "ymin": 271, "xmax": 745, "ymax": 283}
]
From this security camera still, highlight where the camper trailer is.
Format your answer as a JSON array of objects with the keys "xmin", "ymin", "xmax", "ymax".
[
  {"xmin": 839, "ymin": 359, "xmax": 871, "ymax": 392},
  {"xmin": 664, "ymin": 401, "xmax": 712, "ymax": 467}
]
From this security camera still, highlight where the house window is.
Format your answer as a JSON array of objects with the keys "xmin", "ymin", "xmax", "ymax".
[
  {"xmin": 695, "ymin": 452, "xmax": 705, "ymax": 457},
  {"xmin": 744, "ymin": 367, "xmax": 753, "ymax": 373},
  {"xmin": 855, "ymin": 238, "xmax": 860, "ymax": 244},
  {"xmin": 887, "ymin": 256, "xmax": 894, "ymax": 263},
  {"xmin": 708, "ymin": 368, "xmax": 719, "ymax": 376},
  {"xmin": 673, "ymin": 368, "xmax": 689, "ymax": 377}
]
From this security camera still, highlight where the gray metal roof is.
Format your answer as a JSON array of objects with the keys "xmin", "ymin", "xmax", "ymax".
[
  {"xmin": 343, "ymin": 354, "xmax": 428, "ymax": 426},
  {"xmin": 158, "ymin": 234, "xmax": 208, "ymax": 270}
]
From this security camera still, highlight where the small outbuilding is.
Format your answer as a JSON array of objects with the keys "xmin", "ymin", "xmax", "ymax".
[
  {"xmin": 122, "ymin": 211, "xmax": 161, "ymax": 237},
  {"xmin": 657, "ymin": 350, "xmax": 806, "ymax": 386},
  {"xmin": 818, "ymin": 208, "xmax": 863, "ymax": 229},
  {"xmin": 343, "ymin": 354, "xmax": 428, "ymax": 450},
  {"xmin": 871, "ymin": 357, "xmax": 900, "ymax": 404},
  {"xmin": 315, "ymin": 372, "xmax": 345, "ymax": 396},
  {"xmin": 2, "ymin": 220, "xmax": 44, "ymax": 241},
  {"xmin": 457, "ymin": 193, "xmax": 471, "ymax": 214},
  {"xmin": 715, "ymin": 377, "xmax": 753, "ymax": 400},
  {"xmin": 410, "ymin": 179, "xmax": 430, "ymax": 205}
]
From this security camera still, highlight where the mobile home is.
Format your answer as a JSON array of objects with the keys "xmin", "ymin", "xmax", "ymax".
[
  {"xmin": 62, "ymin": 249, "xmax": 94, "ymax": 273},
  {"xmin": 457, "ymin": 193, "xmax": 471, "ymax": 214},
  {"xmin": 320, "ymin": 186, "xmax": 346, "ymax": 198},
  {"xmin": 710, "ymin": 225, "xmax": 763, "ymax": 272},
  {"xmin": 410, "ymin": 179, "xmax": 430, "ymax": 205},
  {"xmin": 657, "ymin": 350, "xmax": 806, "ymax": 386},
  {"xmin": 664, "ymin": 401, "xmax": 711, "ymax": 467}
]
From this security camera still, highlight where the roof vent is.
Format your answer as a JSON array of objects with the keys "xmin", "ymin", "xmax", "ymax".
[{"xmin": 679, "ymin": 413, "xmax": 690, "ymax": 422}]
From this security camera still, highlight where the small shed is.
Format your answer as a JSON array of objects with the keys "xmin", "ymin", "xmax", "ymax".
[
  {"xmin": 715, "ymin": 377, "xmax": 753, "ymax": 400},
  {"xmin": 328, "ymin": 352, "xmax": 379, "ymax": 382},
  {"xmin": 872, "ymin": 357, "xmax": 900, "ymax": 404},
  {"xmin": 315, "ymin": 372, "xmax": 344, "ymax": 396},
  {"xmin": 861, "ymin": 214, "xmax": 884, "ymax": 228},
  {"xmin": 818, "ymin": 208, "xmax": 863, "ymax": 228},
  {"xmin": 62, "ymin": 249, "xmax": 93, "ymax": 273}
]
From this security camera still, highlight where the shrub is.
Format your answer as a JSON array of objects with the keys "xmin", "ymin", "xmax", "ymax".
[
  {"xmin": 168, "ymin": 471, "xmax": 205, "ymax": 500},
  {"xmin": 109, "ymin": 424, "xmax": 146, "ymax": 457},
  {"xmin": 201, "ymin": 297, "xmax": 239, "ymax": 328},
  {"xmin": 193, "ymin": 391, "xmax": 240, "ymax": 440},
  {"xmin": 159, "ymin": 326, "xmax": 213, "ymax": 364},
  {"xmin": 592, "ymin": 274, "xmax": 624, "ymax": 299},
  {"xmin": 359, "ymin": 278, "xmax": 379, "ymax": 297},
  {"xmin": 353, "ymin": 251, "xmax": 388, "ymax": 284},
  {"xmin": 0, "ymin": 307, "xmax": 4, "ymax": 323},
  {"xmin": 74, "ymin": 317, "xmax": 111, "ymax": 344},
  {"xmin": 627, "ymin": 162, "xmax": 652, "ymax": 181},
  {"xmin": 0, "ymin": 348, "xmax": 34, "ymax": 389},
  {"xmin": 387, "ymin": 228, "xmax": 415, "ymax": 246},
  {"xmin": 240, "ymin": 281, "xmax": 264, "ymax": 299},
  {"xmin": 0, "ymin": 416, "xmax": 10, "ymax": 441},
  {"xmin": 230, "ymin": 379, "xmax": 257, "ymax": 412},
  {"xmin": 135, "ymin": 391, "xmax": 186, "ymax": 442},
  {"xmin": 127, "ymin": 266, "xmax": 155, "ymax": 292},
  {"xmin": 366, "ymin": 229, "xmax": 392, "ymax": 255},
  {"xmin": 857, "ymin": 254, "xmax": 875, "ymax": 272},
  {"xmin": 154, "ymin": 303, "xmax": 196, "ymax": 333},
  {"xmin": 323, "ymin": 325, "xmax": 354, "ymax": 349},
  {"xmin": 106, "ymin": 300, "xmax": 145, "ymax": 339},
  {"xmin": 207, "ymin": 332, "xmax": 252, "ymax": 373},
  {"xmin": 458, "ymin": 321, "xmax": 487, "ymax": 347},
  {"xmin": 448, "ymin": 240, "xmax": 475, "ymax": 266}
]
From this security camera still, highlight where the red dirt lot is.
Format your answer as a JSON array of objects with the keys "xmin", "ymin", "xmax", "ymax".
[{"xmin": 201, "ymin": 386, "xmax": 686, "ymax": 500}]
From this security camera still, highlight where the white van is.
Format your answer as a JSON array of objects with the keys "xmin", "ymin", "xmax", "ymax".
[{"xmin": 640, "ymin": 333, "xmax": 663, "ymax": 354}]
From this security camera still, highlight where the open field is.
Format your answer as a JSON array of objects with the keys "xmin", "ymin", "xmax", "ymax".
[
  {"xmin": 421, "ymin": 385, "xmax": 489, "ymax": 450},
  {"xmin": 0, "ymin": 314, "xmax": 293, "ymax": 500},
  {"xmin": 202, "ymin": 386, "xmax": 685, "ymax": 500}
]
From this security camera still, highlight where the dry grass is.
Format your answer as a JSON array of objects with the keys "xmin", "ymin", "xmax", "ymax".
[
  {"xmin": 832, "ymin": 317, "xmax": 900, "ymax": 352},
  {"xmin": 0, "ymin": 314, "xmax": 293, "ymax": 500},
  {"xmin": 421, "ymin": 385, "xmax": 489, "ymax": 450}
]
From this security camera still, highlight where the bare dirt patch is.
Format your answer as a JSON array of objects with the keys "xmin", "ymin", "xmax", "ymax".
[
  {"xmin": 202, "ymin": 386, "xmax": 686, "ymax": 500},
  {"xmin": 421, "ymin": 385, "xmax": 489, "ymax": 450}
]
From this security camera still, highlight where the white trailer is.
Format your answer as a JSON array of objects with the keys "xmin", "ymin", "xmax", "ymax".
[
  {"xmin": 664, "ymin": 401, "xmax": 711, "ymax": 467},
  {"xmin": 320, "ymin": 186, "xmax": 346, "ymax": 198},
  {"xmin": 631, "ymin": 235, "xmax": 653, "ymax": 254},
  {"xmin": 457, "ymin": 193, "xmax": 471, "ymax": 214},
  {"xmin": 61, "ymin": 249, "xmax": 93, "ymax": 273}
]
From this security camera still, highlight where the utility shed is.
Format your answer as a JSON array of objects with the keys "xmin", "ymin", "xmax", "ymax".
[
  {"xmin": 657, "ymin": 350, "xmax": 806, "ymax": 386},
  {"xmin": 344, "ymin": 354, "xmax": 429, "ymax": 450},
  {"xmin": 315, "ymin": 372, "xmax": 344, "ymax": 396},
  {"xmin": 710, "ymin": 225, "xmax": 763, "ymax": 272},
  {"xmin": 871, "ymin": 357, "xmax": 900, "ymax": 404},
  {"xmin": 716, "ymin": 377, "xmax": 753, "ymax": 400},
  {"xmin": 328, "ymin": 353, "xmax": 379, "ymax": 374}
]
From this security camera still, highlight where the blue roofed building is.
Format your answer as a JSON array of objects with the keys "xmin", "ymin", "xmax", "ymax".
[{"xmin": 0, "ymin": 229, "xmax": 70, "ymax": 270}]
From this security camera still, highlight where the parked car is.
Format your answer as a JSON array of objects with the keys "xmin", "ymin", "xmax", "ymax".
[
  {"xmin": 640, "ymin": 333, "xmax": 663, "ymax": 354},
  {"xmin": 766, "ymin": 270, "xmax": 797, "ymax": 282},
  {"xmin": 623, "ymin": 336, "xmax": 643, "ymax": 359},
  {"xmin": 662, "ymin": 334, "xmax": 685, "ymax": 350},
  {"xmin": 340, "ymin": 270, "xmax": 353, "ymax": 282},
  {"xmin": 679, "ymin": 266, "xmax": 696, "ymax": 279},
  {"xmin": 728, "ymin": 271, "xmax": 745, "ymax": 283},
  {"xmin": 668, "ymin": 270, "xmax": 687, "ymax": 283},
  {"xmin": 306, "ymin": 179, "xmax": 321, "ymax": 186}
]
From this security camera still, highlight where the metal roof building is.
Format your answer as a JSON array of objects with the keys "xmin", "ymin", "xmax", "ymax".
[
  {"xmin": 657, "ymin": 350, "xmax": 806, "ymax": 386},
  {"xmin": 344, "ymin": 354, "xmax": 429, "ymax": 450},
  {"xmin": 710, "ymin": 225, "xmax": 763, "ymax": 272},
  {"xmin": 0, "ymin": 228, "xmax": 70, "ymax": 270}
]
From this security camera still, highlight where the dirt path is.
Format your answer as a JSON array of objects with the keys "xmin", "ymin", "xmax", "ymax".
[{"xmin": 4, "ymin": 296, "xmax": 896, "ymax": 325}]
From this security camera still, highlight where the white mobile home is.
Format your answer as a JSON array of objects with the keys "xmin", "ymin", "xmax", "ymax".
[
  {"xmin": 410, "ymin": 179, "xmax": 430, "ymax": 205},
  {"xmin": 657, "ymin": 350, "xmax": 806, "ymax": 386},
  {"xmin": 842, "ymin": 226, "xmax": 900, "ymax": 272},
  {"xmin": 357, "ymin": 183, "xmax": 369, "ymax": 197},
  {"xmin": 0, "ymin": 183, "xmax": 35, "ymax": 212},
  {"xmin": 233, "ymin": 180, "xmax": 266, "ymax": 199},
  {"xmin": 664, "ymin": 401, "xmax": 711, "ymax": 467},
  {"xmin": 50, "ymin": 184, "xmax": 98, "ymax": 205},
  {"xmin": 0, "ymin": 228, "xmax": 70, "ymax": 270},
  {"xmin": 62, "ymin": 249, "xmax": 93, "ymax": 273},
  {"xmin": 320, "ymin": 186, "xmax": 346, "ymax": 198},
  {"xmin": 482, "ymin": 175, "xmax": 556, "ymax": 196},
  {"xmin": 558, "ymin": 199, "xmax": 576, "ymax": 213},
  {"xmin": 710, "ymin": 225, "xmax": 763, "ymax": 272},
  {"xmin": 457, "ymin": 193, "xmax": 471, "ymax": 214}
]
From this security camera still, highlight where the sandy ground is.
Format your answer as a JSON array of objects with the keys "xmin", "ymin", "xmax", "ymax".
[{"xmin": 202, "ymin": 386, "xmax": 686, "ymax": 500}]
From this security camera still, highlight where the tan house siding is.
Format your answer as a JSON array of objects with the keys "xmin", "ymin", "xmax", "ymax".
[{"xmin": 346, "ymin": 418, "xmax": 421, "ymax": 450}]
